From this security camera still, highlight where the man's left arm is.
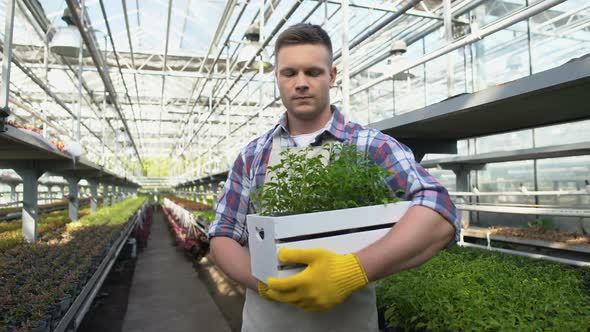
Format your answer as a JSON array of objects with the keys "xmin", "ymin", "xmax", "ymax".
[
  {"xmin": 356, "ymin": 136, "xmax": 460, "ymax": 281},
  {"xmin": 356, "ymin": 205, "xmax": 454, "ymax": 282}
]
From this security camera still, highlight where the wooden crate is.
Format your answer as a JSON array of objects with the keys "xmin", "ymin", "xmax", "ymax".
[{"xmin": 247, "ymin": 201, "xmax": 411, "ymax": 281}]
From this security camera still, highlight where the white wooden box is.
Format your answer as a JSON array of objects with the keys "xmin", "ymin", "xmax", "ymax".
[{"xmin": 247, "ymin": 201, "xmax": 411, "ymax": 281}]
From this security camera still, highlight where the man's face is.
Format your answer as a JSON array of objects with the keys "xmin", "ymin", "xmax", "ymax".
[{"xmin": 275, "ymin": 44, "xmax": 336, "ymax": 121}]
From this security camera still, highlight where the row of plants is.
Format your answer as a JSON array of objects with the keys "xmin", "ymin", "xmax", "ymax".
[
  {"xmin": 165, "ymin": 196, "xmax": 211, "ymax": 211},
  {"xmin": 162, "ymin": 200, "xmax": 209, "ymax": 262},
  {"xmin": 487, "ymin": 217, "xmax": 590, "ymax": 246},
  {"xmin": 0, "ymin": 207, "xmax": 91, "ymax": 254},
  {"xmin": 0, "ymin": 207, "xmax": 91, "ymax": 234},
  {"xmin": 0, "ymin": 197, "xmax": 146, "ymax": 332},
  {"xmin": 6, "ymin": 120, "xmax": 65, "ymax": 152},
  {"xmin": 0, "ymin": 197, "xmax": 92, "ymax": 219},
  {"xmin": 132, "ymin": 204, "xmax": 154, "ymax": 250},
  {"xmin": 376, "ymin": 246, "xmax": 590, "ymax": 331}
]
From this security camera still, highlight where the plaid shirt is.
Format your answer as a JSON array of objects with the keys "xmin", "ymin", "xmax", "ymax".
[{"xmin": 208, "ymin": 106, "xmax": 461, "ymax": 246}]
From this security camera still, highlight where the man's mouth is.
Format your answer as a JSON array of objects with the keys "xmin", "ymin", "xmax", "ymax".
[{"xmin": 292, "ymin": 96, "xmax": 312, "ymax": 100}]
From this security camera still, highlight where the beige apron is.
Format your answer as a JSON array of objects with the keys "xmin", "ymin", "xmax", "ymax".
[{"xmin": 242, "ymin": 130, "xmax": 378, "ymax": 332}]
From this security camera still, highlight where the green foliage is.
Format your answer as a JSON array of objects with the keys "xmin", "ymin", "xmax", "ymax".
[
  {"xmin": 0, "ymin": 197, "xmax": 145, "ymax": 330},
  {"xmin": 193, "ymin": 209, "xmax": 216, "ymax": 223},
  {"xmin": 143, "ymin": 157, "xmax": 172, "ymax": 177},
  {"xmin": 0, "ymin": 208, "xmax": 91, "ymax": 253},
  {"xmin": 376, "ymin": 247, "xmax": 590, "ymax": 331},
  {"xmin": 205, "ymin": 197, "xmax": 215, "ymax": 207},
  {"xmin": 252, "ymin": 143, "xmax": 404, "ymax": 216},
  {"xmin": 528, "ymin": 217, "xmax": 554, "ymax": 230}
]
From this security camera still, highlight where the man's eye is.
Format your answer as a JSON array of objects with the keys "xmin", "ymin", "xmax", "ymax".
[
  {"xmin": 306, "ymin": 69, "xmax": 322, "ymax": 77},
  {"xmin": 282, "ymin": 70, "xmax": 295, "ymax": 77}
]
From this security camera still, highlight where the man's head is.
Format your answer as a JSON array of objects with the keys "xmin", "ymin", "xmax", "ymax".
[{"xmin": 274, "ymin": 24, "xmax": 336, "ymax": 123}]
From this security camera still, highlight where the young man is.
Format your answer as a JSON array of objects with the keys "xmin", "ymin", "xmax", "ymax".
[{"xmin": 208, "ymin": 23, "xmax": 460, "ymax": 331}]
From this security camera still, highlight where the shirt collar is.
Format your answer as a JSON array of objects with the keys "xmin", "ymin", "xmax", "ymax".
[{"xmin": 274, "ymin": 105, "xmax": 348, "ymax": 142}]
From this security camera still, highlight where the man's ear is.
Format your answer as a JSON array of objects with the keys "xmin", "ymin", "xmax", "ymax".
[{"xmin": 329, "ymin": 65, "xmax": 337, "ymax": 88}]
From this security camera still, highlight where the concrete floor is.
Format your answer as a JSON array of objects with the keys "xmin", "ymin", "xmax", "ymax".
[{"xmin": 122, "ymin": 206, "xmax": 232, "ymax": 332}]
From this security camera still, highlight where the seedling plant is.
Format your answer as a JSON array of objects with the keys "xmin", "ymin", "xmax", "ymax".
[{"xmin": 252, "ymin": 143, "xmax": 404, "ymax": 216}]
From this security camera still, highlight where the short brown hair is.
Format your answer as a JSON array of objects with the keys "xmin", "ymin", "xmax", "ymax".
[{"xmin": 274, "ymin": 23, "xmax": 333, "ymax": 65}]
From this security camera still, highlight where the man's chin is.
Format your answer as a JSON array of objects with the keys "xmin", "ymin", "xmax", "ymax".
[
  {"xmin": 288, "ymin": 104, "xmax": 323, "ymax": 119},
  {"xmin": 289, "ymin": 108, "xmax": 322, "ymax": 120}
]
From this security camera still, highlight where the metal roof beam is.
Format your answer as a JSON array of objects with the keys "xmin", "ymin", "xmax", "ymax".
[
  {"xmin": 159, "ymin": 0, "xmax": 174, "ymax": 135},
  {"xmin": 67, "ymin": 0, "xmax": 144, "ymax": 170}
]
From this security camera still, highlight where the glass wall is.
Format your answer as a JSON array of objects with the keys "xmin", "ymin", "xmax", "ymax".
[{"xmin": 345, "ymin": 0, "xmax": 590, "ymax": 127}]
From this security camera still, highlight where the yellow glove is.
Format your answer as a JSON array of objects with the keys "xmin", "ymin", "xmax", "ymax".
[
  {"xmin": 257, "ymin": 280, "xmax": 272, "ymax": 300},
  {"xmin": 265, "ymin": 248, "xmax": 368, "ymax": 312}
]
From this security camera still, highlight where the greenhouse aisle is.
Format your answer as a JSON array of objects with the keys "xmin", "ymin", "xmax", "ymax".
[{"xmin": 122, "ymin": 206, "xmax": 232, "ymax": 332}]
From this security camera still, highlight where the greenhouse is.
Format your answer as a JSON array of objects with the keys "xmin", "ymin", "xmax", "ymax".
[{"xmin": 0, "ymin": 0, "xmax": 588, "ymax": 331}]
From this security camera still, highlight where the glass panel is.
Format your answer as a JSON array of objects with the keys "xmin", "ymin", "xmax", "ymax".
[
  {"xmin": 537, "ymin": 156, "xmax": 590, "ymax": 208},
  {"xmin": 470, "ymin": 23, "xmax": 530, "ymax": 91},
  {"xmin": 427, "ymin": 169, "xmax": 456, "ymax": 192},
  {"xmin": 476, "ymin": 160, "xmax": 535, "ymax": 206},
  {"xmin": 534, "ymin": 120, "xmax": 590, "ymax": 147},
  {"xmin": 367, "ymin": 67, "xmax": 394, "ymax": 123},
  {"xmin": 530, "ymin": 0, "xmax": 590, "ymax": 74},
  {"xmin": 475, "ymin": 130, "xmax": 533, "ymax": 154},
  {"xmin": 469, "ymin": 0, "xmax": 529, "ymax": 91},
  {"xmin": 349, "ymin": 90, "xmax": 368, "ymax": 125},
  {"xmin": 392, "ymin": 40, "xmax": 426, "ymax": 115},
  {"xmin": 457, "ymin": 140, "xmax": 469, "ymax": 155}
]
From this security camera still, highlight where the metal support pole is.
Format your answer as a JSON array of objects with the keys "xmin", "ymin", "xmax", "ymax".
[
  {"xmin": 43, "ymin": 31, "xmax": 50, "ymax": 138},
  {"xmin": 451, "ymin": 166, "xmax": 471, "ymax": 228},
  {"xmin": 103, "ymin": 183, "xmax": 110, "ymax": 207},
  {"xmin": 76, "ymin": 0, "xmax": 85, "ymax": 141},
  {"xmin": 88, "ymin": 180, "xmax": 98, "ymax": 213},
  {"xmin": 102, "ymin": 35, "xmax": 108, "ymax": 166},
  {"xmin": 66, "ymin": 176, "xmax": 80, "ymax": 221},
  {"xmin": 0, "ymin": 0, "xmax": 16, "ymax": 132},
  {"xmin": 341, "ymin": 0, "xmax": 350, "ymax": 114},
  {"xmin": 226, "ymin": 44, "xmax": 231, "ymax": 136},
  {"xmin": 111, "ymin": 185, "xmax": 117, "ymax": 205},
  {"xmin": 444, "ymin": 0, "xmax": 454, "ymax": 97},
  {"xmin": 16, "ymin": 168, "xmax": 41, "ymax": 243},
  {"xmin": 10, "ymin": 184, "xmax": 17, "ymax": 203}
]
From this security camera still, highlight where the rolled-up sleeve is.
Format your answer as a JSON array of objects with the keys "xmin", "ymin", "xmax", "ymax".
[
  {"xmin": 368, "ymin": 134, "xmax": 461, "ymax": 246},
  {"xmin": 207, "ymin": 150, "xmax": 251, "ymax": 245}
]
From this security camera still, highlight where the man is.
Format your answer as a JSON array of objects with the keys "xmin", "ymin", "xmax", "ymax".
[{"xmin": 208, "ymin": 23, "xmax": 460, "ymax": 331}]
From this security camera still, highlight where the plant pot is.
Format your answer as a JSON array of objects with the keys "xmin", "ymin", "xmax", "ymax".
[{"xmin": 247, "ymin": 201, "xmax": 411, "ymax": 281}]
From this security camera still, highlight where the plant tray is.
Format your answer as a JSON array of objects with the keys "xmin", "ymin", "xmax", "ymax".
[{"xmin": 247, "ymin": 201, "xmax": 411, "ymax": 281}]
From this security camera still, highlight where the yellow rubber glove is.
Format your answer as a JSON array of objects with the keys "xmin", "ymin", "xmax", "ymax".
[
  {"xmin": 257, "ymin": 280, "xmax": 272, "ymax": 300},
  {"xmin": 265, "ymin": 247, "xmax": 368, "ymax": 312}
]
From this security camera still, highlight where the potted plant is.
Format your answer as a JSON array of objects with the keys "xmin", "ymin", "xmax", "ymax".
[{"xmin": 247, "ymin": 143, "xmax": 410, "ymax": 281}]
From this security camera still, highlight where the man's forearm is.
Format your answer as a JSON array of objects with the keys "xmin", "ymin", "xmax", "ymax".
[
  {"xmin": 210, "ymin": 237, "xmax": 259, "ymax": 290},
  {"xmin": 356, "ymin": 205, "xmax": 455, "ymax": 282}
]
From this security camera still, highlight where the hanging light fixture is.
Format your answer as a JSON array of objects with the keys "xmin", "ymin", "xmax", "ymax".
[
  {"xmin": 50, "ymin": 8, "xmax": 90, "ymax": 58},
  {"xmin": 388, "ymin": 40, "xmax": 415, "ymax": 81},
  {"xmin": 236, "ymin": 23, "xmax": 273, "ymax": 73}
]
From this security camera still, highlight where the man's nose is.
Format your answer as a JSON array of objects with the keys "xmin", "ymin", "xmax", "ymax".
[{"xmin": 294, "ymin": 73, "xmax": 309, "ymax": 90}]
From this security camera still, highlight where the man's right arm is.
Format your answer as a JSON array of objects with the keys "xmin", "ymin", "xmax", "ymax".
[
  {"xmin": 210, "ymin": 237, "xmax": 258, "ymax": 291},
  {"xmin": 207, "ymin": 149, "xmax": 258, "ymax": 291}
]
